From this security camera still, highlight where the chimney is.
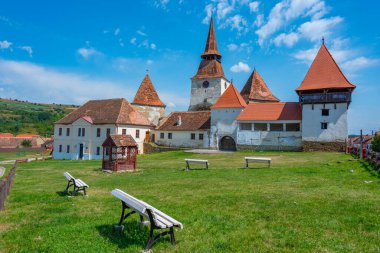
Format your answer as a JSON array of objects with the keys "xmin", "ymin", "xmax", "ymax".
[{"xmin": 176, "ymin": 116, "xmax": 182, "ymax": 126}]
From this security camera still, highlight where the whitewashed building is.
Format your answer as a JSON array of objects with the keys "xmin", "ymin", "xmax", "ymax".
[{"xmin": 53, "ymin": 98, "xmax": 153, "ymax": 160}]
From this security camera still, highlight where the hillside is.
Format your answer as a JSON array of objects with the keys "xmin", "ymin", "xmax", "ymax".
[{"xmin": 0, "ymin": 98, "xmax": 78, "ymax": 136}]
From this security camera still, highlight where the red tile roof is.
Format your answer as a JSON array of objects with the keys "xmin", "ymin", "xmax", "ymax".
[
  {"xmin": 192, "ymin": 59, "xmax": 225, "ymax": 80},
  {"xmin": 240, "ymin": 69, "xmax": 280, "ymax": 103},
  {"xmin": 201, "ymin": 16, "xmax": 221, "ymax": 59},
  {"xmin": 56, "ymin": 98, "xmax": 153, "ymax": 127},
  {"xmin": 211, "ymin": 83, "xmax": 247, "ymax": 109},
  {"xmin": 132, "ymin": 74, "xmax": 165, "ymax": 107},
  {"xmin": 236, "ymin": 102, "xmax": 301, "ymax": 121},
  {"xmin": 156, "ymin": 111, "xmax": 211, "ymax": 131},
  {"xmin": 0, "ymin": 133, "xmax": 14, "ymax": 137},
  {"xmin": 15, "ymin": 134, "xmax": 39, "ymax": 138},
  {"xmin": 296, "ymin": 43, "xmax": 356, "ymax": 92}
]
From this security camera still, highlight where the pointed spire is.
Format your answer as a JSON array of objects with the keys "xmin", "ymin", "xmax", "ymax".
[
  {"xmin": 132, "ymin": 74, "xmax": 165, "ymax": 107},
  {"xmin": 211, "ymin": 83, "xmax": 247, "ymax": 109},
  {"xmin": 201, "ymin": 16, "xmax": 222, "ymax": 60},
  {"xmin": 296, "ymin": 43, "xmax": 356, "ymax": 92},
  {"xmin": 240, "ymin": 69, "xmax": 280, "ymax": 103}
]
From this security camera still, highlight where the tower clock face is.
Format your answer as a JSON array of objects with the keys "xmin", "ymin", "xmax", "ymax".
[{"xmin": 202, "ymin": 80, "xmax": 209, "ymax": 88}]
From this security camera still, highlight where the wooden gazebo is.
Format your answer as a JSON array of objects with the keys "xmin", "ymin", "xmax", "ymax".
[{"xmin": 102, "ymin": 134, "xmax": 138, "ymax": 172}]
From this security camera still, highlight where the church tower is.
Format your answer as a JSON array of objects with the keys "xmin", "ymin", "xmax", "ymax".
[
  {"xmin": 188, "ymin": 16, "xmax": 231, "ymax": 111},
  {"xmin": 296, "ymin": 41, "xmax": 356, "ymax": 151}
]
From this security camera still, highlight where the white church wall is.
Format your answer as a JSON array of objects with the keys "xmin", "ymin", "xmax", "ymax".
[
  {"xmin": 155, "ymin": 130, "xmax": 210, "ymax": 148},
  {"xmin": 301, "ymin": 103, "xmax": 348, "ymax": 142}
]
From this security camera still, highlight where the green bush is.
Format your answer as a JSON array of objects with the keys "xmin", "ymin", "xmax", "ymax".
[
  {"xmin": 21, "ymin": 139, "xmax": 32, "ymax": 148},
  {"xmin": 372, "ymin": 135, "xmax": 380, "ymax": 152}
]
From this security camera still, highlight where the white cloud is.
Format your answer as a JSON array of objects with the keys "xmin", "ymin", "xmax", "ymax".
[
  {"xmin": 150, "ymin": 43, "xmax": 157, "ymax": 50},
  {"xmin": 341, "ymin": 57, "xmax": 379, "ymax": 70},
  {"xmin": 119, "ymin": 39, "xmax": 124, "ymax": 47},
  {"xmin": 167, "ymin": 102, "xmax": 176, "ymax": 108},
  {"xmin": 114, "ymin": 27, "xmax": 120, "ymax": 36},
  {"xmin": 130, "ymin": 37, "xmax": 137, "ymax": 45},
  {"xmin": 254, "ymin": 14, "xmax": 264, "ymax": 27},
  {"xmin": 227, "ymin": 43, "xmax": 238, "ymax": 51},
  {"xmin": 202, "ymin": 4, "xmax": 214, "ymax": 24},
  {"xmin": 147, "ymin": 59, "xmax": 154, "ymax": 65},
  {"xmin": 19, "ymin": 46, "xmax": 33, "ymax": 57},
  {"xmin": 137, "ymin": 30, "xmax": 147, "ymax": 36},
  {"xmin": 0, "ymin": 59, "xmax": 127, "ymax": 105},
  {"xmin": 273, "ymin": 32, "xmax": 299, "ymax": 47},
  {"xmin": 298, "ymin": 16, "xmax": 343, "ymax": 42},
  {"xmin": 227, "ymin": 42, "xmax": 253, "ymax": 53},
  {"xmin": 155, "ymin": 0, "xmax": 170, "ymax": 9},
  {"xmin": 0, "ymin": 40, "xmax": 12, "ymax": 49},
  {"xmin": 77, "ymin": 47, "xmax": 102, "ymax": 60},
  {"xmin": 224, "ymin": 14, "xmax": 248, "ymax": 34},
  {"xmin": 249, "ymin": 1, "xmax": 260, "ymax": 12},
  {"xmin": 230, "ymin": 62, "xmax": 251, "ymax": 72}
]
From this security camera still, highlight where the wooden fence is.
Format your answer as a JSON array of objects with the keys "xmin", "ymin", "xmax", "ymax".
[{"xmin": 0, "ymin": 162, "xmax": 17, "ymax": 211}]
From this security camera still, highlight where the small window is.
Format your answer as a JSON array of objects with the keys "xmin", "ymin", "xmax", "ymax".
[
  {"xmin": 286, "ymin": 123, "xmax": 300, "ymax": 132},
  {"xmin": 199, "ymin": 134, "xmax": 204, "ymax": 140},
  {"xmin": 254, "ymin": 123, "xmax": 267, "ymax": 131},
  {"xmin": 82, "ymin": 128, "xmax": 85, "ymax": 137},
  {"xmin": 224, "ymin": 82, "xmax": 227, "ymax": 89},
  {"xmin": 321, "ymin": 122, "xmax": 328, "ymax": 129},
  {"xmin": 96, "ymin": 147, "xmax": 100, "ymax": 156},
  {"xmin": 78, "ymin": 128, "xmax": 81, "ymax": 137},
  {"xmin": 96, "ymin": 128, "xmax": 101, "ymax": 137},
  {"xmin": 66, "ymin": 128, "xmax": 70, "ymax": 136},
  {"xmin": 160, "ymin": 133, "xmax": 165, "ymax": 139},
  {"xmin": 66, "ymin": 145, "xmax": 70, "ymax": 153},
  {"xmin": 122, "ymin": 129, "xmax": 127, "ymax": 135},
  {"xmin": 58, "ymin": 128, "xmax": 62, "ymax": 136},
  {"xmin": 168, "ymin": 133, "xmax": 172, "ymax": 139},
  {"xmin": 106, "ymin": 128, "xmax": 111, "ymax": 136},
  {"xmin": 136, "ymin": 130, "xmax": 140, "ymax": 139},
  {"xmin": 202, "ymin": 80, "xmax": 209, "ymax": 88},
  {"xmin": 322, "ymin": 109, "xmax": 329, "ymax": 116},
  {"xmin": 191, "ymin": 133, "xmax": 195, "ymax": 140},
  {"xmin": 240, "ymin": 123, "xmax": 252, "ymax": 131},
  {"xmin": 59, "ymin": 145, "xmax": 62, "ymax": 152},
  {"xmin": 270, "ymin": 124, "xmax": 283, "ymax": 131}
]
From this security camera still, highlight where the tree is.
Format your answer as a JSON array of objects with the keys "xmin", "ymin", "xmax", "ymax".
[
  {"xmin": 372, "ymin": 135, "xmax": 380, "ymax": 152},
  {"xmin": 21, "ymin": 139, "xmax": 32, "ymax": 148}
]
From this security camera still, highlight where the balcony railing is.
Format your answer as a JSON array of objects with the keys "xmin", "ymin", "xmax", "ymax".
[{"xmin": 300, "ymin": 92, "xmax": 351, "ymax": 103}]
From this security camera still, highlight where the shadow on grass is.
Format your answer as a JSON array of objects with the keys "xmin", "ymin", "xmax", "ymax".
[
  {"xmin": 359, "ymin": 160, "xmax": 380, "ymax": 179},
  {"xmin": 96, "ymin": 221, "xmax": 149, "ymax": 249},
  {"xmin": 56, "ymin": 191, "xmax": 69, "ymax": 197}
]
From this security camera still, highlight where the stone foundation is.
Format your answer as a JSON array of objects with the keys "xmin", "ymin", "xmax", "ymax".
[
  {"xmin": 143, "ymin": 142, "xmax": 189, "ymax": 154},
  {"xmin": 237, "ymin": 145, "xmax": 302, "ymax": 151},
  {"xmin": 302, "ymin": 141, "xmax": 346, "ymax": 152}
]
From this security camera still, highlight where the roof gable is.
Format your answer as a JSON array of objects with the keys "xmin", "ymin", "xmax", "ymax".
[
  {"xmin": 296, "ymin": 43, "xmax": 356, "ymax": 92},
  {"xmin": 132, "ymin": 74, "xmax": 165, "ymax": 107},
  {"xmin": 236, "ymin": 102, "xmax": 301, "ymax": 121},
  {"xmin": 56, "ymin": 98, "xmax": 152, "ymax": 126},
  {"xmin": 211, "ymin": 84, "xmax": 247, "ymax": 109},
  {"xmin": 102, "ymin": 134, "xmax": 137, "ymax": 147},
  {"xmin": 240, "ymin": 69, "xmax": 280, "ymax": 103}
]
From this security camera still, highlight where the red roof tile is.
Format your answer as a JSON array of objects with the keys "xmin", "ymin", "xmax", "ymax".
[
  {"xmin": 296, "ymin": 43, "xmax": 356, "ymax": 92},
  {"xmin": 15, "ymin": 134, "xmax": 39, "ymax": 138},
  {"xmin": 156, "ymin": 111, "xmax": 211, "ymax": 131},
  {"xmin": 201, "ymin": 16, "xmax": 221, "ymax": 59},
  {"xmin": 236, "ymin": 102, "xmax": 301, "ymax": 121},
  {"xmin": 132, "ymin": 74, "xmax": 165, "ymax": 107},
  {"xmin": 240, "ymin": 69, "xmax": 280, "ymax": 103},
  {"xmin": 211, "ymin": 83, "xmax": 247, "ymax": 109},
  {"xmin": 192, "ymin": 59, "xmax": 225, "ymax": 80},
  {"xmin": 0, "ymin": 133, "xmax": 14, "ymax": 137},
  {"xmin": 56, "ymin": 98, "xmax": 153, "ymax": 127}
]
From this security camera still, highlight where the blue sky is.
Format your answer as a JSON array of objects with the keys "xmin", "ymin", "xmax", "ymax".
[{"xmin": 0, "ymin": 0, "xmax": 379, "ymax": 134}]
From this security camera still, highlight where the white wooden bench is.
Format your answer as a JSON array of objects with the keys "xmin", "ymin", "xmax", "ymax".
[
  {"xmin": 63, "ymin": 172, "xmax": 89, "ymax": 196},
  {"xmin": 184, "ymin": 159, "xmax": 209, "ymax": 171},
  {"xmin": 245, "ymin": 157, "xmax": 272, "ymax": 168},
  {"xmin": 112, "ymin": 189, "xmax": 183, "ymax": 251}
]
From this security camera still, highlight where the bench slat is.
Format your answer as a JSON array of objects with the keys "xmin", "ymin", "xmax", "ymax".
[
  {"xmin": 112, "ymin": 189, "xmax": 147, "ymax": 215},
  {"xmin": 64, "ymin": 172, "xmax": 74, "ymax": 181}
]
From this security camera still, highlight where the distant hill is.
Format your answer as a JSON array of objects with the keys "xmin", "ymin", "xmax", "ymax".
[{"xmin": 0, "ymin": 98, "xmax": 78, "ymax": 137}]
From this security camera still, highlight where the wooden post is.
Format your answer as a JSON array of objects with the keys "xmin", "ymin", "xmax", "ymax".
[{"xmin": 360, "ymin": 129, "xmax": 363, "ymax": 159}]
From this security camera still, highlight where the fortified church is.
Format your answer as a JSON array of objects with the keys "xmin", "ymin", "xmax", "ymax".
[{"xmin": 53, "ymin": 17, "xmax": 355, "ymax": 160}]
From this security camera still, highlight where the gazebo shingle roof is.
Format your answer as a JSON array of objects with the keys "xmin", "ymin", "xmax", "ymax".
[
  {"xmin": 56, "ymin": 98, "xmax": 153, "ymax": 126},
  {"xmin": 105, "ymin": 134, "xmax": 137, "ymax": 147}
]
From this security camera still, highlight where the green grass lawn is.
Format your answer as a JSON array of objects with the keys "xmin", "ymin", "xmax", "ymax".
[
  {"xmin": 0, "ymin": 151, "xmax": 50, "ymax": 162},
  {"xmin": 0, "ymin": 151, "xmax": 379, "ymax": 252}
]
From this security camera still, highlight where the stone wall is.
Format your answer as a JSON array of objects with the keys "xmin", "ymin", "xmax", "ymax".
[
  {"xmin": 365, "ymin": 150, "xmax": 380, "ymax": 171},
  {"xmin": 143, "ymin": 142, "xmax": 189, "ymax": 154},
  {"xmin": 302, "ymin": 141, "xmax": 346, "ymax": 152},
  {"xmin": 0, "ymin": 137, "xmax": 40, "ymax": 148}
]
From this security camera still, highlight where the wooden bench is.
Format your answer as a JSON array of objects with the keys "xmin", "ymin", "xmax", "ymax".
[
  {"xmin": 185, "ymin": 159, "xmax": 209, "ymax": 171},
  {"xmin": 63, "ymin": 172, "xmax": 89, "ymax": 196},
  {"xmin": 245, "ymin": 157, "xmax": 271, "ymax": 168},
  {"xmin": 112, "ymin": 189, "xmax": 183, "ymax": 251}
]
